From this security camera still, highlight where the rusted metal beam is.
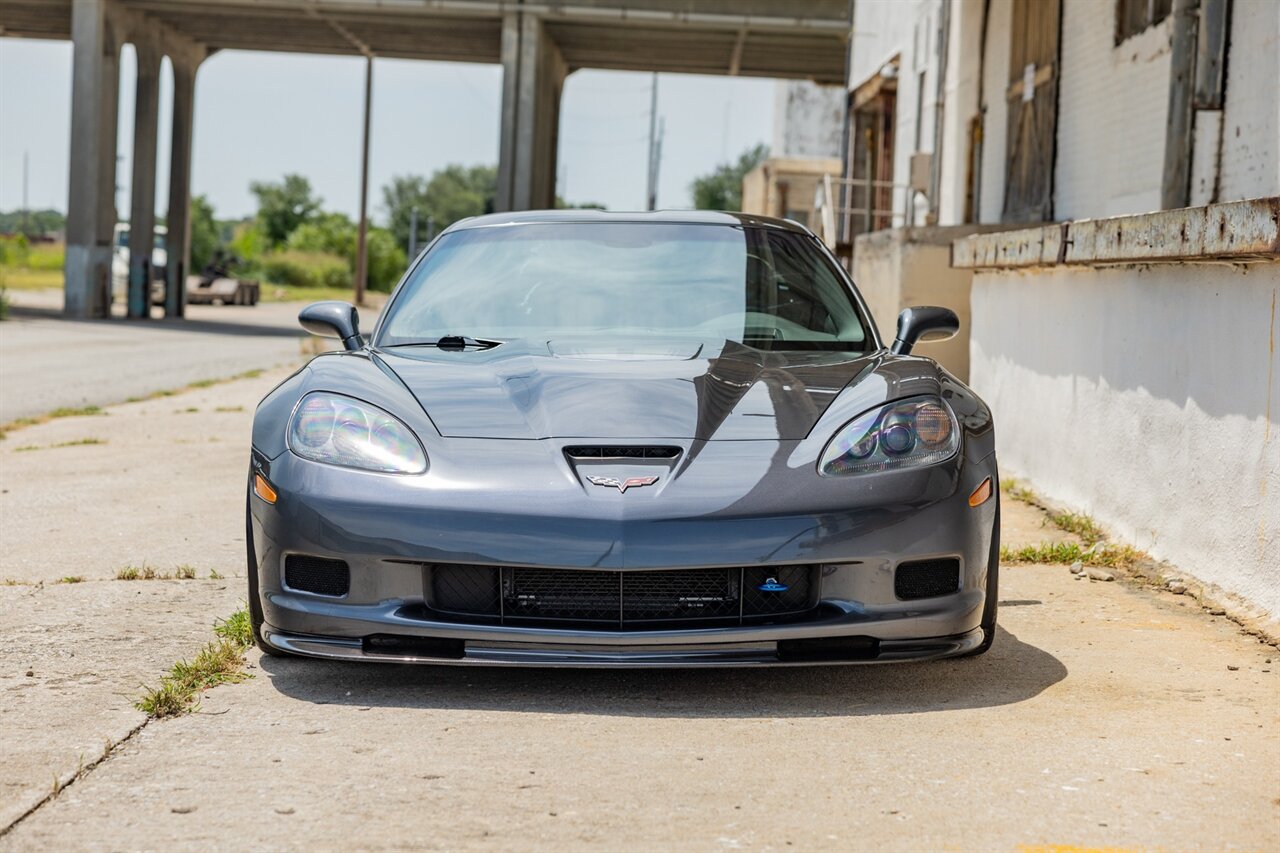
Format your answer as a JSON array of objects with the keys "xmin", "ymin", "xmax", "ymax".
[{"xmin": 951, "ymin": 198, "xmax": 1280, "ymax": 269}]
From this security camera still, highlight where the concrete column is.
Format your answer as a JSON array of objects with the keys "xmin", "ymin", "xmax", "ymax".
[
  {"xmin": 64, "ymin": 0, "xmax": 121, "ymax": 318},
  {"xmin": 496, "ymin": 12, "xmax": 568, "ymax": 211},
  {"xmin": 127, "ymin": 41, "xmax": 161, "ymax": 319},
  {"xmin": 164, "ymin": 58, "xmax": 199, "ymax": 318}
]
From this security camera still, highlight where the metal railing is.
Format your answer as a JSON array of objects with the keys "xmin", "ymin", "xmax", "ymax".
[{"xmin": 813, "ymin": 174, "xmax": 910, "ymax": 249}]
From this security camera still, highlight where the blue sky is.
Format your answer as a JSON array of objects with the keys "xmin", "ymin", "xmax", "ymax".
[{"xmin": 0, "ymin": 37, "xmax": 776, "ymax": 221}]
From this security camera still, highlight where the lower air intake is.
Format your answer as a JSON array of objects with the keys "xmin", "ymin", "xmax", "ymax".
[
  {"xmin": 894, "ymin": 558, "xmax": 960, "ymax": 600},
  {"xmin": 284, "ymin": 555, "xmax": 350, "ymax": 597}
]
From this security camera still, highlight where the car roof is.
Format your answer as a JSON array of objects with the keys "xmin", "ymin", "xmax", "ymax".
[{"xmin": 447, "ymin": 209, "xmax": 815, "ymax": 235}]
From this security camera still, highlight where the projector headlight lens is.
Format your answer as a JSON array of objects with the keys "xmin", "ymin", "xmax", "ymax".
[
  {"xmin": 288, "ymin": 392, "xmax": 427, "ymax": 474},
  {"xmin": 819, "ymin": 396, "xmax": 959, "ymax": 476}
]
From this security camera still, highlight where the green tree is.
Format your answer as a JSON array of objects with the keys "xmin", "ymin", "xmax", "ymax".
[
  {"xmin": 382, "ymin": 165, "xmax": 497, "ymax": 250},
  {"xmin": 364, "ymin": 228, "xmax": 407, "ymax": 292},
  {"xmin": 287, "ymin": 212, "xmax": 357, "ymax": 258},
  {"xmin": 286, "ymin": 212, "xmax": 405, "ymax": 292},
  {"xmin": 188, "ymin": 195, "xmax": 219, "ymax": 272},
  {"xmin": 690, "ymin": 144, "xmax": 769, "ymax": 211},
  {"xmin": 249, "ymin": 174, "xmax": 322, "ymax": 246}
]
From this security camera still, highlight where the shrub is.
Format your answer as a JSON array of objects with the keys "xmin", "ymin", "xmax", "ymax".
[
  {"xmin": 365, "ymin": 227, "xmax": 407, "ymax": 292},
  {"xmin": 258, "ymin": 250, "xmax": 351, "ymax": 289},
  {"xmin": 0, "ymin": 235, "xmax": 30, "ymax": 267}
]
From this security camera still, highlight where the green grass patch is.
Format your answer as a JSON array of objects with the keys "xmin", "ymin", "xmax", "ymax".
[
  {"xmin": 174, "ymin": 565, "xmax": 197, "ymax": 580},
  {"xmin": 13, "ymin": 437, "xmax": 106, "ymax": 452},
  {"xmin": 0, "ymin": 405, "xmax": 106, "ymax": 441},
  {"xmin": 136, "ymin": 607, "xmax": 254, "ymax": 718},
  {"xmin": 0, "ymin": 268, "xmax": 62, "ymax": 291},
  {"xmin": 58, "ymin": 576, "xmax": 85, "ymax": 584},
  {"xmin": 47, "ymin": 405, "xmax": 105, "ymax": 419},
  {"xmin": 116, "ymin": 564, "xmax": 158, "ymax": 581},
  {"xmin": 999, "ymin": 478, "xmax": 1038, "ymax": 504},
  {"xmin": 55, "ymin": 437, "xmax": 106, "ymax": 448},
  {"xmin": 214, "ymin": 405, "xmax": 245, "ymax": 413},
  {"xmin": 209, "ymin": 569, "xmax": 225, "ymax": 580},
  {"xmin": 1045, "ymin": 510, "xmax": 1105, "ymax": 546},
  {"xmin": 1001, "ymin": 540, "xmax": 1146, "ymax": 569},
  {"xmin": 214, "ymin": 608, "xmax": 253, "ymax": 647}
]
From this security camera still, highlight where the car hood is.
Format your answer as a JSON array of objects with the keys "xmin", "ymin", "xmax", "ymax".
[{"xmin": 375, "ymin": 338, "xmax": 878, "ymax": 441}]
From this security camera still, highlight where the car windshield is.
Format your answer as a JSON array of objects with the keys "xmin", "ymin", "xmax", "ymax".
[{"xmin": 376, "ymin": 222, "xmax": 870, "ymax": 351}]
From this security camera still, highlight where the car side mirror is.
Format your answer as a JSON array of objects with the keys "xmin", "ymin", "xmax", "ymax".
[
  {"xmin": 891, "ymin": 306, "xmax": 959, "ymax": 356},
  {"xmin": 299, "ymin": 301, "xmax": 363, "ymax": 352}
]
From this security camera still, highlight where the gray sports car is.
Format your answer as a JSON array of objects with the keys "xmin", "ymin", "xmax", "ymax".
[{"xmin": 247, "ymin": 210, "xmax": 999, "ymax": 666}]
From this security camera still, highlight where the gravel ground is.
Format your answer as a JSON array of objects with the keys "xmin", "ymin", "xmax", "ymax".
[{"xmin": 1, "ymin": 364, "xmax": 1277, "ymax": 851}]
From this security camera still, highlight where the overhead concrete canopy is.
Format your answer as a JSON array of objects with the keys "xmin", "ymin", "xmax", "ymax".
[{"xmin": 0, "ymin": 0, "xmax": 850, "ymax": 82}]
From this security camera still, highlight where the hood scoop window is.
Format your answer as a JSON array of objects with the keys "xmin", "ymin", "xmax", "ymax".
[{"xmin": 564, "ymin": 445, "xmax": 682, "ymax": 460}]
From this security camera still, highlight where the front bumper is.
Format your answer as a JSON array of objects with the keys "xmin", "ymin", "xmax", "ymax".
[
  {"xmin": 250, "ymin": 438, "xmax": 997, "ymax": 666},
  {"xmin": 261, "ymin": 625, "xmax": 985, "ymax": 666}
]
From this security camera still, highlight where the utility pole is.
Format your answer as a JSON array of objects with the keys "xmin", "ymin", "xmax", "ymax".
[
  {"xmin": 354, "ymin": 55, "xmax": 373, "ymax": 307},
  {"xmin": 651, "ymin": 117, "xmax": 665, "ymax": 210},
  {"xmin": 645, "ymin": 73, "xmax": 659, "ymax": 210},
  {"xmin": 21, "ymin": 150, "xmax": 29, "ymax": 236},
  {"xmin": 408, "ymin": 205, "xmax": 418, "ymax": 259}
]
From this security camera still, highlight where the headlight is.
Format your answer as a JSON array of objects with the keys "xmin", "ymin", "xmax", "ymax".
[
  {"xmin": 288, "ymin": 392, "xmax": 427, "ymax": 474},
  {"xmin": 818, "ymin": 395, "xmax": 959, "ymax": 476}
]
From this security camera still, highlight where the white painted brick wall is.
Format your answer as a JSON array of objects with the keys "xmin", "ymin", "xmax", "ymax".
[
  {"xmin": 977, "ymin": 0, "xmax": 1011, "ymax": 224},
  {"xmin": 1218, "ymin": 0, "xmax": 1280, "ymax": 201},
  {"xmin": 849, "ymin": 0, "xmax": 944, "ymax": 226},
  {"xmin": 1054, "ymin": 2, "xmax": 1172, "ymax": 220},
  {"xmin": 970, "ymin": 261, "xmax": 1280, "ymax": 621}
]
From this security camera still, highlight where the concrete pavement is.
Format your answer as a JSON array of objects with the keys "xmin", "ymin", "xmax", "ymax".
[
  {"xmin": 0, "ymin": 289, "xmax": 312, "ymax": 424},
  {"xmin": 1, "ymin": 365, "xmax": 1277, "ymax": 851}
]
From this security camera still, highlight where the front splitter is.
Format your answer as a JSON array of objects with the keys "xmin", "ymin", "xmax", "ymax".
[{"xmin": 261, "ymin": 626, "xmax": 984, "ymax": 667}]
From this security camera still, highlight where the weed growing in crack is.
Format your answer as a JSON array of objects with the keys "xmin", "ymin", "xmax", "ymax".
[{"xmin": 136, "ymin": 607, "xmax": 254, "ymax": 718}]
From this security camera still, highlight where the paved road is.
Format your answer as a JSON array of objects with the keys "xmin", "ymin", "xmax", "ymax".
[
  {"xmin": 1, "ymin": 369, "xmax": 1277, "ymax": 851},
  {"xmin": 0, "ymin": 289, "xmax": 316, "ymax": 423}
]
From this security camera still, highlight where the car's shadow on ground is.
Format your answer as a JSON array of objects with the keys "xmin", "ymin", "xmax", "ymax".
[{"xmin": 259, "ymin": 626, "xmax": 1065, "ymax": 719}]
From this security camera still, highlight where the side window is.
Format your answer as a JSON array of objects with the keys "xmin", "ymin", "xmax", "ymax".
[{"xmin": 1116, "ymin": 0, "xmax": 1172, "ymax": 44}]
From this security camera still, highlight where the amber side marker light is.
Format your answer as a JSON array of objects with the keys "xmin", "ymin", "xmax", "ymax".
[
  {"xmin": 254, "ymin": 473, "xmax": 278, "ymax": 504},
  {"xmin": 968, "ymin": 477, "xmax": 992, "ymax": 507}
]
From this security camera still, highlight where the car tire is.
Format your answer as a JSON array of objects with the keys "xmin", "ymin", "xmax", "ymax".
[
  {"xmin": 246, "ymin": 489, "xmax": 287, "ymax": 657},
  {"xmin": 961, "ymin": 496, "xmax": 1001, "ymax": 657}
]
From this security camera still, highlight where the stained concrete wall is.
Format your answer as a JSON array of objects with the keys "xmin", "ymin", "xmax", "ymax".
[
  {"xmin": 852, "ymin": 224, "xmax": 1008, "ymax": 380},
  {"xmin": 771, "ymin": 81, "xmax": 844, "ymax": 159},
  {"xmin": 969, "ymin": 262, "xmax": 1280, "ymax": 622},
  {"xmin": 1218, "ymin": 0, "xmax": 1280, "ymax": 202}
]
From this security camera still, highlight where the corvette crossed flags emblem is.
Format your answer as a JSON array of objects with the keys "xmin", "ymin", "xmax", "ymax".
[{"xmin": 585, "ymin": 475, "xmax": 660, "ymax": 494}]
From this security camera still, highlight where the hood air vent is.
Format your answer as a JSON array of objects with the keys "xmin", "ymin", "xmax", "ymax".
[{"xmin": 563, "ymin": 445, "xmax": 681, "ymax": 460}]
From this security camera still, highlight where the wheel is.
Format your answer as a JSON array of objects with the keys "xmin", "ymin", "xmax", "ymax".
[
  {"xmin": 246, "ymin": 489, "xmax": 286, "ymax": 657},
  {"xmin": 961, "ymin": 496, "xmax": 1001, "ymax": 657}
]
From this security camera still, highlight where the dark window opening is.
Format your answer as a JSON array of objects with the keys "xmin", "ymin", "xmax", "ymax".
[{"xmin": 1116, "ymin": 0, "xmax": 1173, "ymax": 44}]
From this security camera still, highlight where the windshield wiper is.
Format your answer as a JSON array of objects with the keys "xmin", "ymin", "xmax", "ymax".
[{"xmin": 385, "ymin": 335, "xmax": 504, "ymax": 351}]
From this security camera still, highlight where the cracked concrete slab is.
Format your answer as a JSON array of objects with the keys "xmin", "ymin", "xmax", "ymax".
[
  {"xmin": 0, "ymin": 339, "xmax": 1276, "ymax": 850},
  {"xmin": 3, "ymin": 562, "xmax": 1276, "ymax": 851},
  {"xmin": 0, "ymin": 367, "xmax": 298, "ymax": 584},
  {"xmin": 0, "ymin": 581, "xmax": 241, "ymax": 830}
]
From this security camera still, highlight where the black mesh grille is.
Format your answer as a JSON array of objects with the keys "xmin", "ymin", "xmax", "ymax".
[
  {"xmin": 742, "ymin": 565, "xmax": 817, "ymax": 617},
  {"xmin": 505, "ymin": 569, "xmax": 620, "ymax": 621},
  {"xmin": 425, "ymin": 564, "xmax": 819, "ymax": 628},
  {"xmin": 284, "ymin": 555, "xmax": 350, "ymax": 597},
  {"xmin": 623, "ymin": 569, "xmax": 739, "ymax": 621},
  {"xmin": 432, "ymin": 565, "xmax": 501, "ymax": 615},
  {"xmin": 895, "ymin": 559, "xmax": 960, "ymax": 600},
  {"xmin": 563, "ymin": 445, "xmax": 681, "ymax": 459}
]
